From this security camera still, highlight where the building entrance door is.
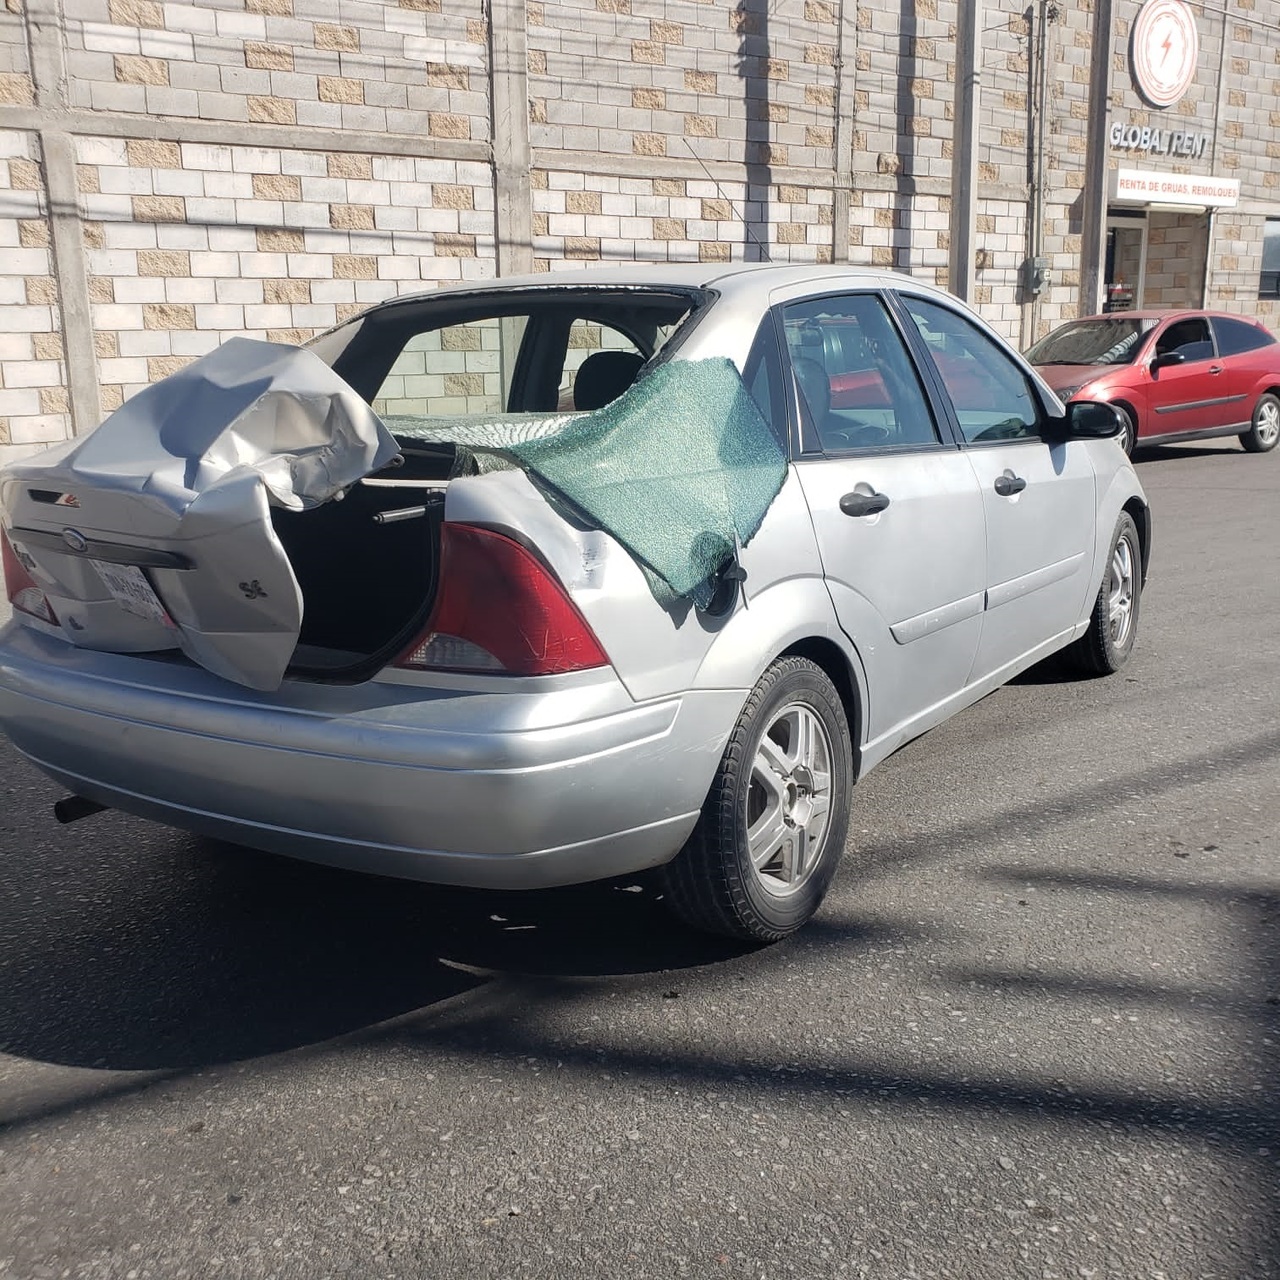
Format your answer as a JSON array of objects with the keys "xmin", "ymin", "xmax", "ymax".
[{"xmin": 1104, "ymin": 214, "xmax": 1147, "ymax": 312}]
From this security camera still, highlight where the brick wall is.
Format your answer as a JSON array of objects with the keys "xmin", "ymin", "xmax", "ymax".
[
  {"xmin": 532, "ymin": 169, "xmax": 833, "ymax": 269},
  {"xmin": 2, "ymin": 0, "xmax": 1279, "ymax": 467},
  {"xmin": 63, "ymin": 0, "xmax": 490, "ymax": 142},
  {"xmin": 1144, "ymin": 211, "xmax": 1208, "ymax": 310},
  {"xmin": 528, "ymin": 0, "xmax": 839, "ymax": 174},
  {"xmin": 0, "ymin": 132, "xmax": 72, "ymax": 457},
  {"xmin": 75, "ymin": 135, "xmax": 494, "ymax": 411}
]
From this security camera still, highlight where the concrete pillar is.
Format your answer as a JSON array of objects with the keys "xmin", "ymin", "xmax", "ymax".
[
  {"xmin": 832, "ymin": 0, "xmax": 859, "ymax": 264},
  {"xmin": 27, "ymin": 0, "xmax": 102, "ymax": 434},
  {"xmin": 489, "ymin": 0, "xmax": 535, "ymax": 277},
  {"xmin": 1079, "ymin": 0, "xmax": 1114, "ymax": 318},
  {"xmin": 948, "ymin": 0, "xmax": 980, "ymax": 301}
]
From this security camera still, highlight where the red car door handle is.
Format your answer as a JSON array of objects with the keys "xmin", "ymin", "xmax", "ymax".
[
  {"xmin": 994, "ymin": 474, "xmax": 1027, "ymax": 496},
  {"xmin": 1209, "ymin": 364, "xmax": 1223, "ymax": 374},
  {"xmin": 840, "ymin": 490, "xmax": 890, "ymax": 517}
]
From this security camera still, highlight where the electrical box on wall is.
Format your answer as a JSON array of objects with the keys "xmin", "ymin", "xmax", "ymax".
[{"xmin": 1022, "ymin": 257, "xmax": 1048, "ymax": 296}]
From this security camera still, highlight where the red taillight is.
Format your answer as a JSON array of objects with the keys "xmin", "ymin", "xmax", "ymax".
[
  {"xmin": 1, "ymin": 527, "xmax": 59, "ymax": 626},
  {"xmin": 395, "ymin": 523, "xmax": 608, "ymax": 676}
]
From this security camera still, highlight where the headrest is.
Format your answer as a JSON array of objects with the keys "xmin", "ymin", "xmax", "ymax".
[{"xmin": 573, "ymin": 350, "xmax": 646, "ymax": 411}]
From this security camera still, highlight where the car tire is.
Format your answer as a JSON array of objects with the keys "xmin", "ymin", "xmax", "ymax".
[
  {"xmin": 1240, "ymin": 392, "xmax": 1280, "ymax": 454},
  {"xmin": 658, "ymin": 656, "xmax": 853, "ymax": 943},
  {"xmin": 1065, "ymin": 512, "xmax": 1141, "ymax": 677},
  {"xmin": 1115, "ymin": 404, "xmax": 1137, "ymax": 457}
]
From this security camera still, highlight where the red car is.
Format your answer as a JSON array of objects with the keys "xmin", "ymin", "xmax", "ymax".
[{"xmin": 1027, "ymin": 310, "xmax": 1280, "ymax": 457}]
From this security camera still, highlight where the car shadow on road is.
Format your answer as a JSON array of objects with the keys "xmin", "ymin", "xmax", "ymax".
[
  {"xmin": 1132, "ymin": 442, "xmax": 1244, "ymax": 462},
  {"xmin": 0, "ymin": 821, "xmax": 798, "ymax": 1076}
]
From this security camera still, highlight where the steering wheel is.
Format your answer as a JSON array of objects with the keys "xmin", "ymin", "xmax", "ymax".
[
  {"xmin": 970, "ymin": 418, "xmax": 1030, "ymax": 443},
  {"xmin": 826, "ymin": 423, "xmax": 893, "ymax": 449}
]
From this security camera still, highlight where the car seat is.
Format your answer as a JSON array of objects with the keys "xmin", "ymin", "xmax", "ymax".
[
  {"xmin": 792, "ymin": 355, "xmax": 832, "ymax": 440},
  {"xmin": 573, "ymin": 350, "xmax": 646, "ymax": 410}
]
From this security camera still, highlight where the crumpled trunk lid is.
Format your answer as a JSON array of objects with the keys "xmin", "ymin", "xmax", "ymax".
[{"xmin": 0, "ymin": 338, "xmax": 399, "ymax": 691}]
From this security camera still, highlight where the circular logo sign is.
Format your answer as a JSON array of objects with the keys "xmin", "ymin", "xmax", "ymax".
[
  {"xmin": 61, "ymin": 528, "xmax": 88, "ymax": 553},
  {"xmin": 1131, "ymin": 0, "xmax": 1199, "ymax": 108}
]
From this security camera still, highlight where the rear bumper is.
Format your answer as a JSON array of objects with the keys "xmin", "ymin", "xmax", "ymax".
[{"xmin": 0, "ymin": 624, "xmax": 742, "ymax": 889}]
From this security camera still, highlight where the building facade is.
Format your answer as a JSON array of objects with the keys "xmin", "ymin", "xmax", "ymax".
[{"xmin": 1, "ymin": 0, "xmax": 1277, "ymax": 465}]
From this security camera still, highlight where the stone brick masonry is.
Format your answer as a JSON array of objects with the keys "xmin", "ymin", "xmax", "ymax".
[{"xmin": 0, "ymin": 0, "xmax": 1277, "ymax": 465}]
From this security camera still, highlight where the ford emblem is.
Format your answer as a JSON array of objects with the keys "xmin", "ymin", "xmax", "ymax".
[{"xmin": 62, "ymin": 528, "xmax": 89, "ymax": 553}]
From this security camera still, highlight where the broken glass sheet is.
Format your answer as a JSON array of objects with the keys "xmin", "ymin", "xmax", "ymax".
[{"xmin": 396, "ymin": 358, "xmax": 788, "ymax": 607}]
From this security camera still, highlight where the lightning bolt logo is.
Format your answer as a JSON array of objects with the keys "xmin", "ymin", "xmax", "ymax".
[{"xmin": 1159, "ymin": 28, "xmax": 1174, "ymax": 64}]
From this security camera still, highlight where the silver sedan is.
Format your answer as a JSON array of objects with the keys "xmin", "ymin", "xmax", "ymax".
[{"xmin": 0, "ymin": 265, "xmax": 1150, "ymax": 941}]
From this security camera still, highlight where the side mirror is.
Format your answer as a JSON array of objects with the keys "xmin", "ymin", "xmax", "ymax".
[
  {"xmin": 1150, "ymin": 350, "xmax": 1185, "ymax": 371},
  {"xmin": 1065, "ymin": 400, "xmax": 1123, "ymax": 439}
]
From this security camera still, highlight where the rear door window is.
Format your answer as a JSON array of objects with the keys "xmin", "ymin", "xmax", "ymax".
[
  {"xmin": 780, "ymin": 293, "xmax": 940, "ymax": 453},
  {"xmin": 557, "ymin": 319, "xmax": 647, "ymax": 411}
]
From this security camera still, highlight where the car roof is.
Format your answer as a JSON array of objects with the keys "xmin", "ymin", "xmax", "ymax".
[
  {"xmin": 1079, "ymin": 308, "xmax": 1266, "ymax": 326},
  {"xmin": 360, "ymin": 262, "xmax": 955, "ymax": 313}
]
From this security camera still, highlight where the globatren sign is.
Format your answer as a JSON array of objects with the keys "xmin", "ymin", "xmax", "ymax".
[
  {"xmin": 1109, "ymin": 123, "xmax": 1208, "ymax": 158},
  {"xmin": 1129, "ymin": 0, "xmax": 1199, "ymax": 108}
]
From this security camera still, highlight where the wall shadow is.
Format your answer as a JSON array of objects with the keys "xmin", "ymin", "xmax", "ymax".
[{"xmin": 736, "ymin": 0, "xmax": 772, "ymax": 260}]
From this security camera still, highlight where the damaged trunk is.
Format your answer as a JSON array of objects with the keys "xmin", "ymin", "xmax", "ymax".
[{"xmin": 0, "ymin": 338, "xmax": 405, "ymax": 690}]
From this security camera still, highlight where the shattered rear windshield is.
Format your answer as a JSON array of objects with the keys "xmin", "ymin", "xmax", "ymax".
[
  {"xmin": 306, "ymin": 288, "xmax": 705, "ymax": 423},
  {"xmin": 308, "ymin": 287, "xmax": 788, "ymax": 608}
]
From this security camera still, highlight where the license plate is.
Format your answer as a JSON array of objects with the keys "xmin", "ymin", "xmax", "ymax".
[{"xmin": 92, "ymin": 560, "xmax": 174, "ymax": 627}]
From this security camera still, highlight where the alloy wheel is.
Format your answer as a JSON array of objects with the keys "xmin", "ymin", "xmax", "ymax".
[
  {"xmin": 1108, "ymin": 533, "xmax": 1136, "ymax": 649},
  {"xmin": 1256, "ymin": 399, "xmax": 1280, "ymax": 449},
  {"xmin": 746, "ymin": 701, "xmax": 834, "ymax": 897}
]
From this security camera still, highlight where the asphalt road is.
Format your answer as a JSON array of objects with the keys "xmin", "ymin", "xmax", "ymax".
[{"xmin": 1, "ymin": 441, "xmax": 1278, "ymax": 1280}]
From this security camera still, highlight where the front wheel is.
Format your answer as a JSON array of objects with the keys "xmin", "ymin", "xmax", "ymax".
[
  {"xmin": 1064, "ymin": 512, "xmax": 1141, "ymax": 677},
  {"xmin": 1240, "ymin": 393, "xmax": 1280, "ymax": 453},
  {"xmin": 1115, "ymin": 405, "xmax": 1137, "ymax": 457},
  {"xmin": 658, "ymin": 656, "xmax": 853, "ymax": 942}
]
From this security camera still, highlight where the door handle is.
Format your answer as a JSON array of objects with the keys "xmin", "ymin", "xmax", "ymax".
[
  {"xmin": 840, "ymin": 490, "xmax": 891, "ymax": 517},
  {"xmin": 1208, "ymin": 364, "xmax": 1223, "ymax": 375},
  {"xmin": 993, "ymin": 473, "xmax": 1027, "ymax": 496}
]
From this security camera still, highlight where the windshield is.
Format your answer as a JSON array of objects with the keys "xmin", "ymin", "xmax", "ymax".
[{"xmin": 1026, "ymin": 317, "xmax": 1156, "ymax": 367}]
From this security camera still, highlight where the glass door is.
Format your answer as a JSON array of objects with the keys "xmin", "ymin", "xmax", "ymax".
[{"xmin": 1104, "ymin": 216, "xmax": 1147, "ymax": 313}]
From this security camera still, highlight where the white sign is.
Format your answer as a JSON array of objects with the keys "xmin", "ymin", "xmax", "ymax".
[
  {"xmin": 1110, "ymin": 167, "xmax": 1239, "ymax": 208},
  {"xmin": 1131, "ymin": 0, "xmax": 1199, "ymax": 108}
]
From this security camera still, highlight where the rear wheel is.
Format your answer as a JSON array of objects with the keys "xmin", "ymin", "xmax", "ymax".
[
  {"xmin": 658, "ymin": 657, "xmax": 853, "ymax": 942},
  {"xmin": 1065, "ymin": 512, "xmax": 1141, "ymax": 676},
  {"xmin": 1240, "ymin": 393, "xmax": 1280, "ymax": 454}
]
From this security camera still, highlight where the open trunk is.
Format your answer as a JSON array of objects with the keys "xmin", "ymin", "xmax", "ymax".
[{"xmin": 268, "ymin": 443, "xmax": 452, "ymax": 679}]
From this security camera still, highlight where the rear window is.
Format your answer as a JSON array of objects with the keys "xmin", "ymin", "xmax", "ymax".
[
  {"xmin": 306, "ymin": 290, "xmax": 704, "ymax": 427},
  {"xmin": 1212, "ymin": 316, "xmax": 1276, "ymax": 357}
]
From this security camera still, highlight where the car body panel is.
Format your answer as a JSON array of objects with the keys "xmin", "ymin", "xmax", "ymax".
[
  {"xmin": 792, "ymin": 450, "xmax": 985, "ymax": 741},
  {"xmin": 963, "ymin": 437, "xmax": 1097, "ymax": 680},
  {"xmin": 0, "ymin": 620, "xmax": 749, "ymax": 886}
]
